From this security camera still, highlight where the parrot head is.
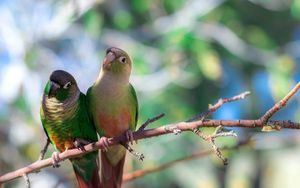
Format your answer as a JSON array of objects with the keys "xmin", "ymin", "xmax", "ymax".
[
  {"xmin": 102, "ymin": 47, "xmax": 132, "ymax": 76},
  {"xmin": 44, "ymin": 70, "xmax": 78, "ymax": 101}
]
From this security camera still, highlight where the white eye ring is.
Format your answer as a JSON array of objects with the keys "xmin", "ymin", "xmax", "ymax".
[
  {"xmin": 119, "ymin": 56, "xmax": 126, "ymax": 64},
  {"xmin": 63, "ymin": 82, "xmax": 72, "ymax": 89}
]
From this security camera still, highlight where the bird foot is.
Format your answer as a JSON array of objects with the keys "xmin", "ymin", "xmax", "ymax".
[
  {"xmin": 51, "ymin": 152, "xmax": 61, "ymax": 168},
  {"xmin": 99, "ymin": 136, "xmax": 109, "ymax": 152},
  {"xmin": 122, "ymin": 143, "xmax": 145, "ymax": 161},
  {"xmin": 73, "ymin": 138, "xmax": 90, "ymax": 151},
  {"xmin": 125, "ymin": 130, "xmax": 137, "ymax": 145}
]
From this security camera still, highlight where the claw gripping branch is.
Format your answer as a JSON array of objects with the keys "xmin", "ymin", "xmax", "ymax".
[{"xmin": 1, "ymin": 83, "xmax": 300, "ymax": 184}]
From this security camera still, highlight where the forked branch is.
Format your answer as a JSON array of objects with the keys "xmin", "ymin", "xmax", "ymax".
[{"xmin": 1, "ymin": 82, "xmax": 300, "ymax": 184}]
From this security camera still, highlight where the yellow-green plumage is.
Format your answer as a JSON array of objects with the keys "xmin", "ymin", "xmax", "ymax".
[
  {"xmin": 40, "ymin": 70, "xmax": 100, "ymax": 188},
  {"xmin": 87, "ymin": 47, "xmax": 138, "ymax": 188}
]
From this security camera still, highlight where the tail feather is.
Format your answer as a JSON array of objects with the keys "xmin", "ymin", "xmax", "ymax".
[
  {"xmin": 100, "ymin": 150, "xmax": 125, "ymax": 188},
  {"xmin": 72, "ymin": 152, "xmax": 101, "ymax": 188},
  {"xmin": 74, "ymin": 167, "xmax": 101, "ymax": 188}
]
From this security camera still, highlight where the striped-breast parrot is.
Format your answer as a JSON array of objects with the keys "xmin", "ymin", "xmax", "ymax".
[
  {"xmin": 87, "ymin": 47, "xmax": 138, "ymax": 188},
  {"xmin": 40, "ymin": 70, "xmax": 100, "ymax": 188}
]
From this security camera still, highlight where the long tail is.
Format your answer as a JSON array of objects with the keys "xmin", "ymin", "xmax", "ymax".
[
  {"xmin": 72, "ymin": 152, "xmax": 101, "ymax": 188},
  {"xmin": 100, "ymin": 150, "xmax": 125, "ymax": 188},
  {"xmin": 74, "ymin": 167, "xmax": 100, "ymax": 188}
]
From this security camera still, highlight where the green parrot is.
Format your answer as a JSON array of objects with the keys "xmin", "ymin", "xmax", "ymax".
[
  {"xmin": 87, "ymin": 47, "xmax": 138, "ymax": 188},
  {"xmin": 40, "ymin": 70, "xmax": 100, "ymax": 188}
]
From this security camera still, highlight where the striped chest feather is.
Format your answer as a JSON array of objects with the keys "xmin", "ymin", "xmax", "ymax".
[{"xmin": 42, "ymin": 94, "xmax": 80, "ymax": 152}]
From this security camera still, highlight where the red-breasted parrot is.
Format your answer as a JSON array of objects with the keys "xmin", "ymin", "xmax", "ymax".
[
  {"xmin": 40, "ymin": 70, "xmax": 100, "ymax": 188},
  {"xmin": 87, "ymin": 47, "xmax": 138, "ymax": 188}
]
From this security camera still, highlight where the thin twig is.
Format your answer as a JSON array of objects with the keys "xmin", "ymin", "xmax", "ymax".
[
  {"xmin": 187, "ymin": 91, "xmax": 250, "ymax": 122},
  {"xmin": 123, "ymin": 139, "xmax": 249, "ymax": 182},
  {"xmin": 194, "ymin": 126, "xmax": 237, "ymax": 165},
  {"xmin": 260, "ymin": 82, "xmax": 300, "ymax": 124},
  {"xmin": 1, "ymin": 120, "xmax": 300, "ymax": 183},
  {"xmin": 1, "ymin": 83, "xmax": 300, "ymax": 184},
  {"xmin": 22, "ymin": 174, "xmax": 30, "ymax": 188},
  {"xmin": 38, "ymin": 138, "xmax": 50, "ymax": 161},
  {"xmin": 189, "ymin": 92, "xmax": 248, "ymax": 164},
  {"xmin": 123, "ymin": 150, "xmax": 213, "ymax": 182},
  {"xmin": 122, "ymin": 143, "xmax": 145, "ymax": 161},
  {"xmin": 138, "ymin": 113, "xmax": 165, "ymax": 131},
  {"xmin": 123, "ymin": 113, "xmax": 164, "ymax": 160},
  {"xmin": 0, "ymin": 120, "xmax": 300, "ymax": 183}
]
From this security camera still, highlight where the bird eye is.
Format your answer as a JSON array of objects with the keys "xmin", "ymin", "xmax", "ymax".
[
  {"xmin": 119, "ymin": 56, "xmax": 126, "ymax": 64},
  {"xmin": 63, "ymin": 82, "xmax": 72, "ymax": 89}
]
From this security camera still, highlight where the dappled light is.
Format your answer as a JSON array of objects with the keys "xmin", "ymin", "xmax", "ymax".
[{"xmin": 1, "ymin": 0, "xmax": 300, "ymax": 188}]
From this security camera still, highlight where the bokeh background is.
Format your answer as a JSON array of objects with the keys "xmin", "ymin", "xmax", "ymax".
[{"xmin": 1, "ymin": 0, "xmax": 300, "ymax": 187}]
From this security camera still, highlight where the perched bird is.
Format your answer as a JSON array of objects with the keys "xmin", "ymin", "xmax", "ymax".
[
  {"xmin": 87, "ymin": 47, "xmax": 138, "ymax": 188},
  {"xmin": 40, "ymin": 70, "xmax": 100, "ymax": 188}
]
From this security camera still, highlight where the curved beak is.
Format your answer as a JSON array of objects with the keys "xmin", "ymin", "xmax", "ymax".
[
  {"xmin": 103, "ymin": 51, "xmax": 116, "ymax": 66},
  {"xmin": 48, "ymin": 81, "xmax": 60, "ymax": 98}
]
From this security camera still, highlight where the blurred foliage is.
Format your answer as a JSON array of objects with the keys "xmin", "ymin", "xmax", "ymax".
[{"xmin": 1, "ymin": 0, "xmax": 300, "ymax": 188}]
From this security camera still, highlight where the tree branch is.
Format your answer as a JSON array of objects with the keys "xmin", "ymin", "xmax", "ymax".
[
  {"xmin": 260, "ymin": 82, "xmax": 300, "ymax": 124},
  {"xmin": 1, "ymin": 82, "xmax": 299, "ymax": 184},
  {"xmin": 124, "ymin": 150, "xmax": 214, "ymax": 182},
  {"xmin": 123, "ymin": 139, "xmax": 250, "ymax": 182},
  {"xmin": 139, "ymin": 113, "xmax": 165, "ymax": 131},
  {"xmin": 187, "ymin": 91, "xmax": 250, "ymax": 122}
]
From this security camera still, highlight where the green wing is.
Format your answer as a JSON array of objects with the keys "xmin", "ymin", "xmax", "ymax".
[
  {"xmin": 129, "ymin": 83, "xmax": 138, "ymax": 131},
  {"xmin": 40, "ymin": 92, "xmax": 98, "ymax": 182},
  {"xmin": 71, "ymin": 93, "xmax": 99, "ymax": 182},
  {"xmin": 40, "ymin": 106, "xmax": 52, "ymax": 144},
  {"xmin": 78, "ymin": 93, "xmax": 98, "ymax": 142},
  {"xmin": 85, "ymin": 87, "xmax": 94, "ymax": 125}
]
